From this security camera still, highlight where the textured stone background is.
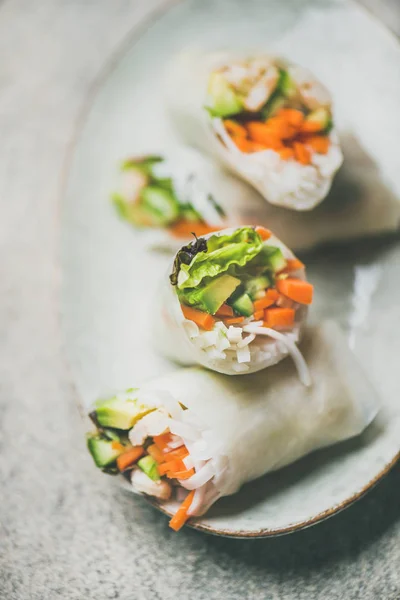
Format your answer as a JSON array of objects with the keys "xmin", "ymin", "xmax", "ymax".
[{"xmin": 0, "ymin": 1, "xmax": 399, "ymax": 599}]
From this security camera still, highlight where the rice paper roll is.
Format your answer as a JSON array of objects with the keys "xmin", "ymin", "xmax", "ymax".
[
  {"xmin": 165, "ymin": 50, "xmax": 343, "ymax": 210},
  {"xmin": 112, "ymin": 146, "xmax": 400, "ymax": 252},
  {"xmin": 86, "ymin": 322, "xmax": 379, "ymax": 531},
  {"xmin": 153, "ymin": 225, "xmax": 313, "ymax": 380}
]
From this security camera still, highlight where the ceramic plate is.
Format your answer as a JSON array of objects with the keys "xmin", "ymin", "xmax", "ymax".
[{"xmin": 61, "ymin": 0, "xmax": 400, "ymax": 537}]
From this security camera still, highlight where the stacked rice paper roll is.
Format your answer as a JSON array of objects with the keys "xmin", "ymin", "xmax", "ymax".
[
  {"xmin": 165, "ymin": 50, "xmax": 343, "ymax": 210},
  {"xmin": 153, "ymin": 225, "xmax": 313, "ymax": 381},
  {"xmin": 86, "ymin": 322, "xmax": 378, "ymax": 531}
]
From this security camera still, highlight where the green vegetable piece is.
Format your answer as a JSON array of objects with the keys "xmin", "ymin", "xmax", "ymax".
[
  {"xmin": 137, "ymin": 455, "xmax": 160, "ymax": 481},
  {"xmin": 279, "ymin": 69, "xmax": 297, "ymax": 99},
  {"xmin": 264, "ymin": 246, "xmax": 287, "ymax": 273},
  {"xmin": 262, "ymin": 93, "xmax": 286, "ymax": 120},
  {"xmin": 140, "ymin": 186, "xmax": 180, "ymax": 225},
  {"xmin": 177, "ymin": 227, "xmax": 263, "ymax": 290},
  {"xmin": 245, "ymin": 275, "xmax": 271, "ymax": 300},
  {"xmin": 206, "ymin": 72, "xmax": 243, "ymax": 118},
  {"xmin": 180, "ymin": 274, "xmax": 241, "ymax": 314},
  {"xmin": 121, "ymin": 155, "xmax": 163, "ymax": 175},
  {"xmin": 231, "ymin": 293, "xmax": 254, "ymax": 317},
  {"xmin": 95, "ymin": 397, "xmax": 151, "ymax": 430},
  {"xmin": 305, "ymin": 107, "xmax": 331, "ymax": 130},
  {"xmin": 87, "ymin": 435, "xmax": 123, "ymax": 468}
]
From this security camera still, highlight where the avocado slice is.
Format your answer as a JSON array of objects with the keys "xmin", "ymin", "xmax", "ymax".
[
  {"xmin": 231, "ymin": 293, "xmax": 254, "ymax": 317},
  {"xmin": 87, "ymin": 435, "xmax": 123, "ymax": 468},
  {"xmin": 305, "ymin": 107, "xmax": 331, "ymax": 130},
  {"xmin": 265, "ymin": 247, "xmax": 287, "ymax": 273},
  {"xmin": 207, "ymin": 72, "xmax": 243, "ymax": 118},
  {"xmin": 245, "ymin": 275, "xmax": 271, "ymax": 300},
  {"xmin": 196, "ymin": 274, "xmax": 241, "ymax": 314},
  {"xmin": 137, "ymin": 456, "xmax": 160, "ymax": 481},
  {"xmin": 95, "ymin": 397, "xmax": 152, "ymax": 430},
  {"xmin": 140, "ymin": 186, "xmax": 180, "ymax": 226}
]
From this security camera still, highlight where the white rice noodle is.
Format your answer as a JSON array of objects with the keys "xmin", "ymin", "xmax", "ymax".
[
  {"xmin": 168, "ymin": 418, "xmax": 200, "ymax": 442},
  {"xmin": 243, "ymin": 325, "xmax": 311, "ymax": 386},
  {"xmin": 129, "ymin": 410, "xmax": 169, "ymax": 446},
  {"xmin": 180, "ymin": 461, "xmax": 216, "ymax": 490}
]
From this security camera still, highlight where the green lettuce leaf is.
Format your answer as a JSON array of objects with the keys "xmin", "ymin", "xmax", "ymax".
[{"xmin": 177, "ymin": 227, "xmax": 263, "ymax": 290}]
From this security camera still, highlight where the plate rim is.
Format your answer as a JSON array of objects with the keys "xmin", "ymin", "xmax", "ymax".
[{"xmin": 59, "ymin": 0, "xmax": 400, "ymax": 538}]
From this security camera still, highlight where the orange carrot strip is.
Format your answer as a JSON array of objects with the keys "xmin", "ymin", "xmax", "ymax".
[
  {"xmin": 147, "ymin": 444, "xmax": 166, "ymax": 464},
  {"xmin": 277, "ymin": 108, "xmax": 305, "ymax": 127},
  {"xmin": 169, "ymin": 219, "xmax": 220, "ymax": 239},
  {"xmin": 306, "ymin": 135, "xmax": 330, "ymax": 154},
  {"xmin": 166, "ymin": 447, "xmax": 189, "ymax": 460},
  {"xmin": 169, "ymin": 468, "xmax": 195, "ymax": 481},
  {"xmin": 116, "ymin": 446, "xmax": 144, "ymax": 472},
  {"xmin": 153, "ymin": 433, "xmax": 173, "ymax": 451},
  {"xmin": 293, "ymin": 142, "xmax": 311, "ymax": 165},
  {"xmin": 253, "ymin": 310, "xmax": 265, "ymax": 320},
  {"xmin": 215, "ymin": 304, "xmax": 234, "ymax": 317},
  {"xmin": 254, "ymin": 289, "xmax": 279, "ymax": 311},
  {"xmin": 264, "ymin": 308, "xmax": 295, "ymax": 328},
  {"xmin": 276, "ymin": 278, "xmax": 314, "ymax": 305},
  {"xmin": 169, "ymin": 490, "xmax": 195, "ymax": 531},
  {"xmin": 278, "ymin": 147, "xmax": 294, "ymax": 161},
  {"xmin": 181, "ymin": 305, "xmax": 216, "ymax": 331},
  {"xmin": 278, "ymin": 258, "xmax": 304, "ymax": 273},
  {"xmin": 224, "ymin": 119, "xmax": 247, "ymax": 138},
  {"xmin": 255, "ymin": 226, "xmax": 271, "ymax": 241},
  {"xmin": 301, "ymin": 120, "xmax": 324, "ymax": 133},
  {"xmin": 224, "ymin": 316, "xmax": 245, "ymax": 325},
  {"xmin": 232, "ymin": 135, "xmax": 254, "ymax": 153},
  {"xmin": 263, "ymin": 117, "xmax": 296, "ymax": 140},
  {"xmin": 158, "ymin": 459, "xmax": 184, "ymax": 476},
  {"xmin": 247, "ymin": 122, "xmax": 284, "ymax": 149}
]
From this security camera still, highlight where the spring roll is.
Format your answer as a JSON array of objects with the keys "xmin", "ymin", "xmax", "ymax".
[
  {"xmin": 86, "ymin": 322, "xmax": 378, "ymax": 531},
  {"xmin": 112, "ymin": 146, "xmax": 400, "ymax": 252},
  {"xmin": 111, "ymin": 153, "xmax": 227, "ymax": 243},
  {"xmin": 154, "ymin": 225, "xmax": 313, "ymax": 380},
  {"xmin": 165, "ymin": 50, "xmax": 343, "ymax": 210}
]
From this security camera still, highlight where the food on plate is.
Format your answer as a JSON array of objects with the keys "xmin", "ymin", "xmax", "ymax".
[
  {"xmin": 86, "ymin": 322, "xmax": 378, "ymax": 531},
  {"xmin": 166, "ymin": 50, "xmax": 343, "ymax": 210},
  {"xmin": 154, "ymin": 225, "xmax": 313, "ymax": 379}
]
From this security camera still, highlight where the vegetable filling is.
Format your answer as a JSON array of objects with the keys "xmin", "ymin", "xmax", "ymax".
[
  {"xmin": 170, "ymin": 226, "xmax": 313, "ymax": 381},
  {"xmin": 87, "ymin": 390, "xmax": 221, "ymax": 531},
  {"xmin": 206, "ymin": 57, "xmax": 334, "ymax": 165},
  {"xmin": 112, "ymin": 155, "xmax": 225, "ymax": 237}
]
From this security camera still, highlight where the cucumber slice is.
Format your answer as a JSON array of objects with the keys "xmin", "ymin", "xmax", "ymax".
[
  {"xmin": 140, "ymin": 186, "xmax": 180, "ymax": 225},
  {"xmin": 137, "ymin": 456, "xmax": 160, "ymax": 481},
  {"xmin": 264, "ymin": 247, "xmax": 287, "ymax": 273},
  {"xmin": 305, "ymin": 107, "xmax": 331, "ymax": 130},
  {"xmin": 87, "ymin": 435, "xmax": 123, "ymax": 468},
  {"xmin": 231, "ymin": 293, "xmax": 254, "ymax": 317},
  {"xmin": 279, "ymin": 69, "xmax": 297, "ymax": 99},
  {"xmin": 245, "ymin": 275, "xmax": 271, "ymax": 300}
]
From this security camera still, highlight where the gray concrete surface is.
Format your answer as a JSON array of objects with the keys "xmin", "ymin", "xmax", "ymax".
[{"xmin": 0, "ymin": 1, "xmax": 399, "ymax": 599}]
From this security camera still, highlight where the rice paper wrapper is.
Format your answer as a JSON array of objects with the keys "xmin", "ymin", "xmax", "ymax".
[
  {"xmin": 165, "ymin": 50, "xmax": 343, "ymax": 211},
  {"xmin": 141, "ymin": 321, "xmax": 379, "ymax": 515},
  {"xmin": 152, "ymin": 227, "xmax": 307, "ymax": 375}
]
